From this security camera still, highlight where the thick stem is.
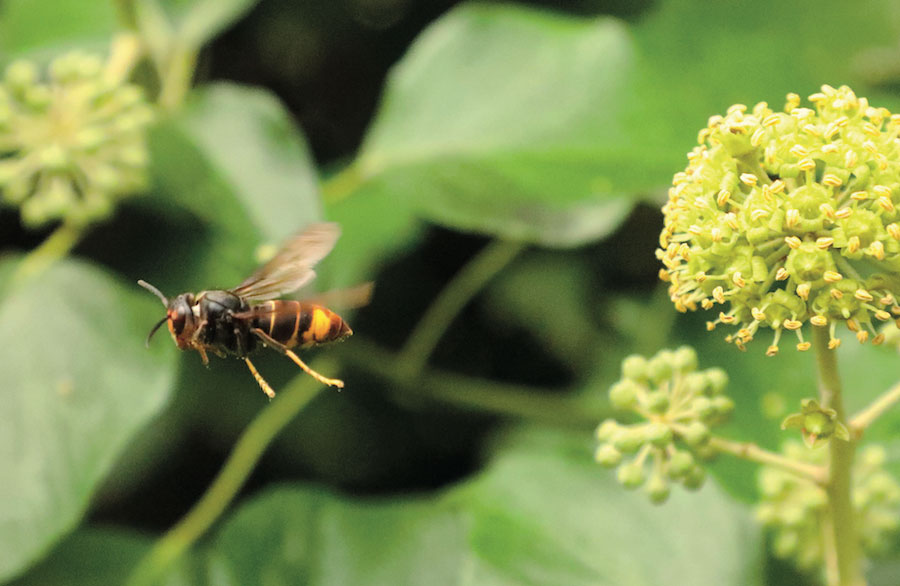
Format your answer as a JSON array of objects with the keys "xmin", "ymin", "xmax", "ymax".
[
  {"xmin": 125, "ymin": 370, "xmax": 325, "ymax": 586},
  {"xmin": 11, "ymin": 220, "xmax": 85, "ymax": 287},
  {"xmin": 813, "ymin": 326, "xmax": 864, "ymax": 586},
  {"xmin": 396, "ymin": 239, "xmax": 524, "ymax": 380}
]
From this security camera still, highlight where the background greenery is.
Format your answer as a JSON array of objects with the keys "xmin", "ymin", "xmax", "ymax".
[{"xmin": 2, "ymin": 0, "xmax": 900, "ymax": 584}]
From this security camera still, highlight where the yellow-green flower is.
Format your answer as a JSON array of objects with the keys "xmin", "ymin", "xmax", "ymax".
[
  {"xmin": 658, "ymin": 85, "xmax": 900, "ymax": 354},
  {"xmin": 0, "ymin": 52, "xmax": 153, "ymax": 227}
]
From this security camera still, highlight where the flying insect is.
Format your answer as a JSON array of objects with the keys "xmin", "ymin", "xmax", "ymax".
[{"xmin": 139, "ymin": 223, "xmax": 356, "ymax": 398}]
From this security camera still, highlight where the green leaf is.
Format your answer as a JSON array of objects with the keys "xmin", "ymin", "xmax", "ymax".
[
  {"xmin": 137, "ymin": 0, "xmax": 260, "ymax": 48},
  {"xmin": 0, "ymin": 259, "xmax": 177, "ymax": 581},
  {"xmin": 208, "ymin": 429, "xmax": 761, "ymax": 585},
  {"xmin": 145, "ymin": 82, "xmax": 323, "ymax": 289},
  {"xmin": 0, "ymin": 0, "xmax": 116, "ymax": 59},
  {"xmin": 8, "ymin": 529, "xmax": 193, "ymax": 586},
  {"xmin": 356, "ymin": 5, "xmax": 637, "ymax": 247}
]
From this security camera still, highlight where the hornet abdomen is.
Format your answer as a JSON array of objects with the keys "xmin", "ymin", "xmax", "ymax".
[{"xmin": 250, "ymin": 301, "xmax": 352, "ymax": 349}]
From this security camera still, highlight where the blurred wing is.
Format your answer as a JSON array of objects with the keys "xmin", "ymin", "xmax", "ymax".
[{"xmin": 231, "ymin": 223, "xmax": 340, "ymax": 302}]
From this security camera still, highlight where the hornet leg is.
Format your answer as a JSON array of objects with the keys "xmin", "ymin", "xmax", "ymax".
[
  {"xmin": 243, "ymin": 357, "xmax": 276, "ymax": 399},
  {"xmin": 251, "ymin": 328, "xmax": 344, "ymax": 389}
]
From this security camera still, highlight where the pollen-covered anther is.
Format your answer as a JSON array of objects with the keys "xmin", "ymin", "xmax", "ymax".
[
  {"xmin": 740, "ymin": 173, "xmax": 758, "ymax": 186},
  {"xmin": 873, "ymin": 333, "xmax": 886, "ymax": 345},
  {"xmin": 855, "ymin": 289, "xmax": 874, "ymax": 302},
  {"xmin": 847, "ymin": 319, "xmax": 860, "ymax": 332},
  {"xmin": 873, "ymin": 185, "xmax": 892, "ymax": 198},
  {"xmin": 835, "ymin": 207, "xmax": 852, "ymax": 220},
  {"xmin": 822, "ymin": 174, "xmax": 843, "ymax": 187},
  {"xmin": 750, "ymin": 128, "xmax": 766, "ymax": 147},
  {"xmin": 797, "ymin": 341, "xmax": 812, "ymax": 351},
  {"xmin": 688, "ymin": 224, "xmax": 703, "ymax": 236},
  {"xmin": 785, "ymin": 209, "xmax": 800, "ymax": 228},
  {"xmin": 710, "ymin": 227, "xmax": 722, "ymax": 242},
  {"xmin": 847, "ymin": 236, "xmax": 861, "ymax": 253},
  {"xmin": 831, "ymin": 288, "xmax": 844, "ymax": 300},
  {"xmin": 713, "ymin": 286, "xmax": 726, "ymax": 304},
  {"xmin": 857, "ymin": 330, "xmax": 870, "ymax": 343},
  {"xmin": 881, "ymin": 293, "xmax": 896, "ymax": 306},
  {"xmin": 694, "ymin": 271, "xmax": 707, "ymax": 282},
  {"xmin": 863, "ymin": 121, "xmax": 880, "ymax": 137},
  {"xmin": 751, "ymin": 307, "xmax": 766, "ymax": 321},
  {"xmin": 776, "ymin": 267, "xmax": 789, "ymax": 281},
  {"xmin": 785, "ymin": 236, "xmax": 802, "ymax": 249},
  {"xmin": 869, "ymin": 241, "xmax": 885, "ymax": 260},
  {"xmin": 751, "ymin": 208, "xmax": 770, "ymax": 221},
  {"xmin": 719, "ymin": 312, "xmax": 736, "ymax": 324},
  {"xmin": 796, "ymin": 283, "xmax": 811, "ymax": 300},
  {"xmin": 820, "ymin": 203, "xmax": 836, "ymax": 219},
  {"xmin": 815, "ymin": 237, "xmax": 834, "ymax": 249},
  {"xmin": 887, "ymin": 223, "xmax": 900, "ymax": 240},
  {"xmin": 766, "ymin": 345, "xmax": 779, "ymax": 357},
  {"xmin": 732, "ymin": 272, "xmax": 746, "ymax": 288},
  {"xmin": 716, "ymin": 189, "xmax": 731, "ymax": 208},
  {"xmin": 706, "ymin": 321, "xmax": 716, "ymax": 331},
  {"xmin": 850, "ymin": 190, "xmax": 869, "ymax": 201},
  {"xmin": 762, "ymin": 114, "xmax": 780, "ymax": 127},
  {"xmin": 783, "ymin": 319, "xmax": 803, "ymax": 330},
  {"xmin": 802, "ymin": 124, "xmax": 821, "ymax": 137},
  {"xmin": 658, "ymin": 268, "xmax": 671, "ymax": 282},
  {"xmin": 810, "ymin": 315, "xmax": 828, "ymax": 327},
  {"xmin": 798, "ymin": 158, "xmax": 817, "ymax": 171},
  {"xmin": 875, "ymin": 309, "xmax": 891, "ymax": 321},
  {"xmin": 878, "ymin": 196, "xmax": 895, "ymax": 212},
  {"xmin": 701, "ymin": 299, "xmax": 714, "ymax": 310},
  {"xmin": 864, "ymin": 140, "xmax": 878, "ymax": 154},
  {"xmin": 829, "ymin": 338, "xmax": 842, "ymax": 349},
  {"xmin": 824, "ymin": 270, "xmax": 842, "ymax": 283},
  {"xmin": 723, "ymin": 212, "xmax": 739, "ymax": 229},
  {"xmin": 844, "ymin": 150, "xmax": 858, "ymax": 167},
  {"xmin": 790, "ymin": 145, "xmax": 809, "ymax": 158}
]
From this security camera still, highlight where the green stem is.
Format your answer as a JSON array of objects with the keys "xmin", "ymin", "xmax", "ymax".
[
  {"xmin": 11, "ymin": 220, "xmax": 85, "ymax": 287},
  {"xmin": 322, "ymin": 163, "xmax": 365, "ymax": 205},
  {"xmin": 705, "ymin": 435, "xmax": 826, "ymax": 484},
  {"xmin": 125, "ymin": 371, "xmax": 325, "ymax": 586},
  {"xmin": 341, "ymin": 338, "xmax": 607, "ymax": 427},
  {"xmin": 813, "ymin": 326, "xmax": 864, "ymax": 586},
  {"xmin": 849, "ymin": 381, "xmax": 900, "ymax": 439},
  {"xmin": 158, "ymin": 43, "xmax": 197, "ymax": 112},
  {"xmin": 396, "ymin": 239, "xmax": 524, "ymax": 380}
]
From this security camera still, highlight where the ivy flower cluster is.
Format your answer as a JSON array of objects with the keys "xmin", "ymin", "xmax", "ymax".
[
  {"xmin": 757, "ymin": 442, "xmax": 900, "ymax": 569},
  {"xmin": 0, "ymin": 52, "xmax": 153, "ymax": 227},
  {"xmin": 595, "ymin": 347, "xmax": 733, "ymax": 503},
  {"xmin": 658, "ymin": 85, "xmax": 900, "ymax": 355}
]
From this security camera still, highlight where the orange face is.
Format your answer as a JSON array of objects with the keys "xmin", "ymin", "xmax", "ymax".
[{"xmin": 165, "ymin": 293, "xmax": 197, "ymax": 350}]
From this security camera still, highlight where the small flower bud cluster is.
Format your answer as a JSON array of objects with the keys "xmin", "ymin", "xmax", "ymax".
[
  {"xmin": 658, "ymin": 85, "xmax": 900, "ymax": 354},
  {"xmin": 757, "ymin": 442, "xmax": 900, "ymax": 568},
  {"xmin": 0, "ymin": 52, "xmax": 154, "ymax": 227},
  {"xmin": 595, "ymin": 347, "xmax": 732, "ymax": 503}
]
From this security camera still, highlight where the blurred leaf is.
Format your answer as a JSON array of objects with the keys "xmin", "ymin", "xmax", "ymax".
[
  {"xmin": 208, "ymin": 429, "xmax": 761, "ymax": 585},
  {"xmin": 0, "ymin": 0, "xmax": 116, "ymax": 59},
  {"xmin": 137, "ymin": 0, "xmax": 260, "ymax": 48},
  {"xmin": 8, "ymin": 529, "xmax": 193, "ymax": 586},
  {"xmin": 145, "ymin": 82, "xmax": 323, "ymax": 289},
  {"xmin": 0, "ymin": 259, "xmax": 177, "ymax": 581},
  {"xmin": 356, "ymin": 4, "xmax": 638, "ymax": 247},
  {"xmin": 355, "ymin": 0, "xmax": 900, "ymax": 247}
]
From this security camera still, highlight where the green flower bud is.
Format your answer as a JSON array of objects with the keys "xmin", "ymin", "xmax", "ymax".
[
  {"xmin": 611, "ymin": 428, "xmax": 644, "ymax": 454},
  {"xmin": 680, "ymin": 421, "xmax": 711, "ymax": 447},
  {"xmin": 594, "ymin": 443, "xmax": 622, "ymax": 468},
  {"xmin": 595, "ymin": 419, "xmax": 620, "ymax": 442},
  {"xmin": 644, "ymin": 422, "xmax": 673, "ymax": 447},
  {"xmin": 704, "ymin": 368, "xmax": 728, "ymax": 394},
  {"xmin": 667, "ymin": 449, "xmax": 695, "ymax": 478},
  {"xmin": 647, "ymin": 351, "xmax": 675, "ymax": 383},
  {"xmin": 608, "ymin": 380, "xmax": 641, "ymax": 410},
  {"xmin": 710, "ymin": 396, "xmax": 735, "ymax": 417},
  {"xmin": 672, "ymin": 345, "xmax": 698, "ymax": 373},
  {"xmin": 646, "ymin": 473, "xmax": 671, "ymax": 504},
  {"xmin": 682, "ymin": 465, "xmax": 706, "ymax": 490},
  {"xmin": 617, "ymin": 461, "xmax": 646, "ymax": 489},
  {"xmin": 621, "ymin": 354, "xmax": 648, "ymax": 381}
]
